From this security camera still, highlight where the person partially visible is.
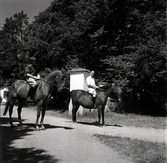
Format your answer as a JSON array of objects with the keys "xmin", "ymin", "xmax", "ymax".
[
  {"xmin": 86, "ymin": 70, "xmax": 99, "ymax": 107},
  {"xmin": 0, "ymin": 96, "xmax": 2, "ymax": 104},
  {"xmin": 24, "ymin": 57, "xmax": 40, "ymax": 100}
]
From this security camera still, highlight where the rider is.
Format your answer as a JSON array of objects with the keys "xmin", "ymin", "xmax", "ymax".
[
  {"xmin": 25, "ymin": 56, "xmax": 40, "ymax": 100},
  {"xmin": 86, "ymin": 70, "xmax": 99, "ymax": 107}
]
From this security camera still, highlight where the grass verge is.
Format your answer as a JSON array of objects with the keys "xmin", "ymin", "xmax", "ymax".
[
  {"xmin": 45, "ymin": 109, "xmax": 167, "ymax": 129},
  {"xmin": 94, "ymin": 135, "xmax": 167, "ymax": 163}
]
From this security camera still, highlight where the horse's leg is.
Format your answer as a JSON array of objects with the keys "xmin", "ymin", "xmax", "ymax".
[
  {"xmin": 40, "ymin": 107, "xmax": 46, "ymax": 130},
  {"xmin": 17, "ymin": 99, "xmax": 25, "ymax": 126},
  {"xmin": 101, "ymin": 106, "xmax": 105, "ymax": 126},
  {"xmin": 35, "ymin": 101, "xmax": 42, "ymax": 130},
  {"xmin": 72, "ymin": 104, "xmax": 79, "ymax": 123},
  {"xmin": 97, "ymin": 106, "xmax": 102, "ymax": 127},
  {"xmin": 9, "ymin": 99, "xmax": 16, "ymax": 127},
  {"xmin": 3, "ymin": 101, "xmax": 10, "ymax": 116},
  {"xmin": 40, "ymin": 102, "xmax": 49, "ymax": 130}
]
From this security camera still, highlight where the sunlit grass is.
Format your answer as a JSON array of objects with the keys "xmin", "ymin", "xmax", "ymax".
[
  {"xmin": 94, "ymin": 135, "xmax": 167, "ymax": 163},
  {"xmin": 46, "ymin": 109, "xmax": 167, "ymax": 129},
  {"xmin": 27, "ymin": 105, "xmax": 166, "ymax": 129}
]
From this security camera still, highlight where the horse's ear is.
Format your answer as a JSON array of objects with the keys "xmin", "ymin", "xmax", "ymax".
[
  {"xmin": 61, "ymin": 67, "xmax": 66, "ymax": 72},
  {"xmin": 61, "ymin": 67, "xmax": 68, "ymax": 75},
  {"xmin": 112, "ymin": 83, "xmax": 115, "ymax": 87}
]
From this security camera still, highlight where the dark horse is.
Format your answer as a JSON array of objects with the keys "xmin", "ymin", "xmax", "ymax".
[
  {"xmin": 3, "ymin": 69, "xmax": 67, "ymax": 130},
  {"xmin": 63, "ymin": 83, "xmax": 122, "ymax": 126}
]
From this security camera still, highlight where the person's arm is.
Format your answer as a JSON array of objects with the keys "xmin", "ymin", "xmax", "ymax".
[
  {"xmin": 86, "ymin": 77, "xmax": 99, "ymax": 89},
  {"xmin": 88, "ymin": 84, "xmax": 99, "ymax": 89},
  {"xmin": 27, "ymin": 74, "xmax": 41, "ymax": 80}
]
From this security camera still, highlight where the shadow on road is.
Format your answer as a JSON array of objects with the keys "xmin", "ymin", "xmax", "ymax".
[
  {"xmin": 24, "ymin": 123, "xmax": 73, "ymax": 130},
  {"xmin": 77, "ymin": 121, "xmax": 123, "ymax": 127},
  {"xmin": 77, "ymin": 121, "xmax": 99, "ymax": 126},
  {"xmin": 0, "ymin": 117, "xmax": 63, "ymax": 163},
  {"xmin": 0, "ymin": 117, "xmax": 73, "ymax": 130},
  {"xmin": 0, "ymin": 117, "xmax": 18, "ymax": 125}
]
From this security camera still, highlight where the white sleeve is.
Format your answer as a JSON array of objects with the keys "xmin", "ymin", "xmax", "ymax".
[{"xmin": 86, "ymin": 76, "xmax": 90, "ymax": 85}]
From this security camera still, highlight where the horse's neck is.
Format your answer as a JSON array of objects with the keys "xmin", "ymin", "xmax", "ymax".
[
  {"xmin": 101, "ymin": 86, "xmax": 111, "ymax": 99},
  {"xmin": 44, "ymin": 71, "xmax": 60, "ymax": 84},
  {"xmin": 104, "ymin": 89, "xmax": 110, "ymax": 98},
  {"xmin": 98, "ymin": 88, "xmax": 110, "ymax": 101}
]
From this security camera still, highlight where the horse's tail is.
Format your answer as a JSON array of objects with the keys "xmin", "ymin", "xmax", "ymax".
[
  {"xmin": 0, "ymin": 96, "xmax": 2, "ymax": 104},
  {"xmin": 60, "ymin": 90, "xmax": 74, "ymax": 113}
]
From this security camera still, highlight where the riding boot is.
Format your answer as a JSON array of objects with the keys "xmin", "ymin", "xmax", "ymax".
[{"xmin": 28, "ymin": 87, "xmax": 36, "ymax": 101}]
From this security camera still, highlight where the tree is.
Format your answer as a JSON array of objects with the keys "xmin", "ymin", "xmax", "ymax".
[
  {"xmin": 0, "ymin": 11, "xmax": 29, "ymax": 82},
  {"xmin": 0, "ymin": 0, "xmax": 166, "ymax": 115},
  {"xmin": 133, "ymin": 0, "xmax": 167, "ymax": 115}
]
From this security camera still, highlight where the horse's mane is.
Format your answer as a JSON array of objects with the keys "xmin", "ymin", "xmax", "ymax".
[
  {"xmin": 44, "ymin": 70, "xmax": 61, "ymax": 81},
  {"xmin": 111, "ymin": 83, "xmax": 122, "ymax": 95},
  {"xmin": 99, "ymin": 83, "xmax": 122, "ymax": 95}
]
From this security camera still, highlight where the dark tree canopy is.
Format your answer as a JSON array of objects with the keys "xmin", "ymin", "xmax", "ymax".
[{"xmin": 0, "ymin": 0, "xmax": 166, "ymax": 115}]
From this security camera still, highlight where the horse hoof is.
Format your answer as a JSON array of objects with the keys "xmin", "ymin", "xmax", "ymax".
[
  {"xmin": 40, "ymin": 126, "xmax": 46, "ymax": 130},
  {"xmin": 35, "ymin": 126, "xmax": 40, "ymax": 131}
]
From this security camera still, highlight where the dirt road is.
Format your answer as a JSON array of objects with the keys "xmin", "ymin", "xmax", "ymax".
[{"xmin": 0, "ymin": 105, "xmax": 166, "ymax": 163}]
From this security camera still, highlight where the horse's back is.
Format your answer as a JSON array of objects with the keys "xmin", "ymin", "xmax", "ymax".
[
  {"xmin": 71, "ymin": 89, "xmax": 93, "ymax": 106},
  {"xmin": 10, "ymin": 80, "xmax": 27, "ymax": 90},
  {"xmin": 8, "ymin": 80, "xmax": 29, "ymax": 98},
  {"xmin": 71, "ymin": 89, "xmax": 88, "ymax": 97}
]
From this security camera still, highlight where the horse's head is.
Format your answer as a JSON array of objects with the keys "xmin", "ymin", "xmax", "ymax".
[{"xmin": 109, "ymin": 83, "xmax": 122, "ymax": 102}]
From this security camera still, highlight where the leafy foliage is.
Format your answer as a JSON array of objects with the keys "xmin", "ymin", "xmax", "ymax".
[
  {"xmin": 0, "ymin": 11, "xmax": 29, "ymax": 82},
  {"xmin": 0, "ymin": 0, "xmax": 166, "ymax": 115}
]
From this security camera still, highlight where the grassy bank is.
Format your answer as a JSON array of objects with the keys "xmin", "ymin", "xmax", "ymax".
[
  {"xmin": 45, "ymin": 109, "xmax": 167, "ymax": 129},
  {"xmin": 94, "ymin": 135, "xmax": 167, "ymax": 163}
]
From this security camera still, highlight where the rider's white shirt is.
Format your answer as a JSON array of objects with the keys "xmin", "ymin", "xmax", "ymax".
[{"xmin": 86, "ymin": 75, "xmax": 96, "ymax": 93}]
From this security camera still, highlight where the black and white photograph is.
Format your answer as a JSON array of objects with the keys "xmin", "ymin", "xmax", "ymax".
[{"xmin": 0, "ymin": 0, "xmax": 166, "ymax": 162}]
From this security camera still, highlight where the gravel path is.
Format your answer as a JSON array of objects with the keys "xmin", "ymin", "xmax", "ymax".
[{"xmin": 0, "ymin": 105, "xmax": 166, "ymax": 163}]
